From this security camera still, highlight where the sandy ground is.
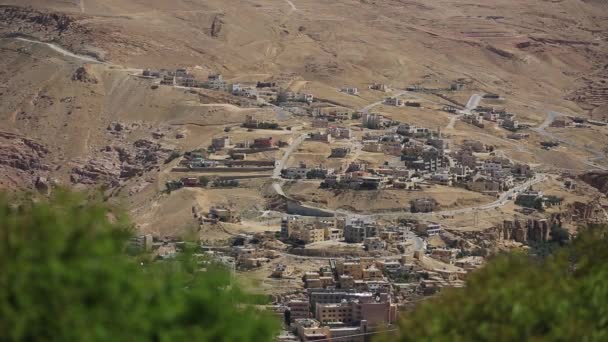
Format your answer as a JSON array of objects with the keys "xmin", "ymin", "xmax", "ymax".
[
  {"xmin": 283, "ymin": 181, "xmax": 493, "ymax": 213},
  {"xmin": 2, "ymin": 0, "xmax": 607, "ymax": 239}
]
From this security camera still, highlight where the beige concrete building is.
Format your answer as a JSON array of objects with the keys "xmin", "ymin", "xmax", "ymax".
[
  {"xmin": 288, "ymin": 300, "xmax": 310, "ymax": 320},
  {"xmin": 315, "ymin": 300, "xmax": 398, "ymax": 329},
  {"xmin": 293, "ymin": 319, "xmax": 331, "ymax": 341}
]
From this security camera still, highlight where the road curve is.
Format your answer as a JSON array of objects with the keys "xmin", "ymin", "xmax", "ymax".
[
  {"xmin": 447, "ymin": 93, "xmax": 481, "ymax": 129},
  {"xmin": 285, "ymin": 0, "xmax": 297, "ymax": 12},
  {"xmin": 15, "ymin": 37, "xmax": 108, "ymax": 65}
]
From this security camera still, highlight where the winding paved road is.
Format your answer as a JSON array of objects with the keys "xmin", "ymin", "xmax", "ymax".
[
  {"xmin": 269, "ymin": 90, "xmax": 549, "ymax": 220},
  {"xmin": 446, "ymin": 93, "xmax": 481, "ymax": 129},
  {"xmin": 15, "ymin": 37, "xmax": 108, "ymax": 65}
]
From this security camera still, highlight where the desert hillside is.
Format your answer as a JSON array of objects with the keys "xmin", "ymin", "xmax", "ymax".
[{"xmin": 0, "ymin": 0, "xmax": 607, "ymax": 235}]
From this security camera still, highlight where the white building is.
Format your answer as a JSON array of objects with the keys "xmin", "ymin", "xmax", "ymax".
[
  {"xmin": 340, "ymin": 87, "xmax": 359, "ymax": 95},
  {"xmin": 283, "ymin": 167, "xmax": 310, "ymax": 179}
]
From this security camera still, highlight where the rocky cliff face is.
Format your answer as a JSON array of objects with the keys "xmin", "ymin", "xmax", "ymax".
[
  {"xmin": 579, "ymin": 172, "xmax": 608, "ymax": 195},
  {"xmin": 0, "ymin": 5, "xmax": 74, "ymax": 33},
  {"xmin": 72, "ymin": 66, "xmax": 98, "ymax": 83},
  {"xmin": 0, "ymin": 131, "xmax": 51, "ymax": 189},
  {"xmin": 497, "ymin": 219, "xmax": 552, "ymax": 243},
  {"xmin": 70, "ymin": 123, "xmax": 173, "ymax": 186}
]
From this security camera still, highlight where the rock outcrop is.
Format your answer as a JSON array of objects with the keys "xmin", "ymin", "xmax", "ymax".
[
  {"xmin": 0, "ymin": 6, "xmax": 74, "ymax": 33},
  {"xmin": 579, "ymin": 171, "xmax": 608, "ymax": 195},
  {"xmin": 0, "ymin": 131, "xmax": 51, "ymax": 189},
  {"xmin": 70, "ymin": 138, "xmax": 172, "ymax": 186},
  {"xmin": 72, "ymin": 66, "xmax": 98, "ymax": 83},
  {"xmin": 498, "ymin": 219, "xmax": 551, "ymax": 243},
  {"xmin": 210, "ymin": 14, "xmax": 224, "ymax": 38}
]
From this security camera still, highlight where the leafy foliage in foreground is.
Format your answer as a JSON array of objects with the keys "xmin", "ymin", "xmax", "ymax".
[
  {"xmin": 0, "ymin": 191, "xmax": 279, "ymax": 341},
  {"xmin": 380, "ymin": 225, "xmax": 608, "ymax": 342}
]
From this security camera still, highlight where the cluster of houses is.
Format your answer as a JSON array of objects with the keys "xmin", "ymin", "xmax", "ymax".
[
  {"xmin": 176, "ymin": 145, "xmax": 278, "ymax": 170},
  {"xmin": 142, "ymin": 69, "xmax": 316, "ymax": 106},
  {"xmin": 461, "ymin": 105, "xmax": 522, "ymax": 131},
  {"xmin": 143, "ymin": 68, "xmax": 227, "ymax": 89},
  {"xmin": 361, "ymin": 113, "xmax": 398, "ymax": 129},
  {"xmin": 514, "ymin": 190, "xmax": 563, "ymax": 211},
  {"xmin": 344, "ymin": 121, "xmax": 533, "ymax": 196},
  {"xmin": 276, "ymin": 243, "xmax": 484, "ymax": 341},
  {"xmin": 280, "ymin": 216, "xmax": 444, "ymax": 247},
  {"xmin": 383, "ymin": 97, "xmax": 421, "ymax": 108},
  {"xmin": 242, "ymin": 115, "xmax": 281, "ymax": 130}
]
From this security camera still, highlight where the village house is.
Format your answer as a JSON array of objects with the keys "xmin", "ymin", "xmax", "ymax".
[
  {"xmin": 209, "ymin": 206, "xmax": 239, "ymax": 223},
  {"xmin": 313, "ymin": 106, "xmax": 352, "ymax": 121},
  {"xmin": 384, "ymin": 97, "xmax": 404, "ymax": 107},
  {"xmin": 462, "ymin": 113, "xmax": 484, "ymax": 127},
  {"xmin": 360, "ymin": 176, "xmax": 386, "ymax": 190},
  {"xmin": 243, "ymin": 115, "xmax": 260, "ymax": 128},
  {"xmin": 190, "ymin": 158, "xmax": 220, "ymax": 168},
  {"xmin": 314, "ymin": 298, "xmax": 397, "ymax": 329},
  {"xmin": 417, "ymin": 223, "xmax": 442, "ymax": 236},
  {"xmin": 411, "ymin": 198, "xmax": 438, "ymax": 213},
  {"xmin": 206, "ymin": 74, "xmax": 226, "ymax": 90},
  {"xmin": 252, "ymin": 137, "xmax": 274, "ymax": 148},
  {"xmin": 211, "ymin": 136, "xmax": 231, "ymax": 149},
  {"xmin": 431, "ymin": 172, "xmax": 452, "ymax": 186},
  {"xmin": 308, "ymin": 132, "xmax": 333, "ymax": 143},
  {"xmin": 230, "ymin": 83, "xmax": 258, "ymax": 98},
  {"xmin": 482, "ymin": 158, "xmax": 512, "ymax": 177},
  {"xmin": 344, "ymin": 220, "xmax": 378, "ymax": 243},
  {"xmin": 501, "ymin": 118, "xmax": 519, "ymax": 130},
  {"xmin": 507, "ymin": 132, "xmax": 529, "ymax": 140},
  {"xmin": 467, "ymin": 176, "xmax": 501, "ymax": 195},
  {"xmin": 287, "ymin": 300, "xmax": 310, "ymax": 320},
  {"xmin": 243, "ymin": 115, "xmax": 278, "ymax": 129},
  {"xmin": 450, "ymin": 81, "xmax": 465, "ymax": 91},
  {"xmin": 293, "ymin": 319, "xmax": 330, "ymax": 342},
  {"xmin": 327, "ymin": 126, "xmax": 352, "ymax": 139},
  {"xmin": 430, "ymin": 248, "xmax": 460, "ymax": 264},
  {"xmin": 283, "ymin": 91, "xmax": 314, "ymax": 104},
  {"xmin": 282, "ymin": 163, "xmax": 310, "ymax": 179},
  {"xmin": 551, "ymin": 117, "xmax": 570, "ymax": 128},
  {"xmin": 364, "ymin": 237, "xmax": 386, "ymax": 251},
  {"xmin": 369, "ymin": 83, "xmax": 389, "ymax": 92},
  {"xmin": 515, "ymin": 190, "xmax": 545, "ymax": 209},
  {"xmin": 281, "ymin": 216, "xmax": 341, "ymax": 243},
  {"xmin": 403, "ymin": 146, "xmax": 446, "ymax": 173},
  {"xmin": 396, "ymin": 124, "xmax": 432, "ymax": 138},
  {"xmin": 361, "ymin": 113, "xmax": 385, "ymax": 129},
  {"xmin": 512, "ymin": 163, "xmax": 533, "ymax": 178},
  {"xmin": 340, "ymin": 87, "xmax": 359, "ymax": 95},
  {"xmin": 452, "ymin": 149, "xmax": 477, "ymax": 169},
  {"xmin": 427, "ymin": 137, "xmax": 449, "ymax": 151},
  {"xmin": 362, "ymin": 142, "xmax": 384, "ymax": 153}
]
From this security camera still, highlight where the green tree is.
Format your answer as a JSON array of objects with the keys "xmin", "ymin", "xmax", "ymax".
[
  {"xmin": 379, "ymin": 224, "xmax": 608, "ymax": 342},
  {"xmin": 198, "ymin": 175, "xmax": 210, "ymax": 187},
  {"xmin": 0, "ymin": 191, "xmax": 279, "ymax": 341}
]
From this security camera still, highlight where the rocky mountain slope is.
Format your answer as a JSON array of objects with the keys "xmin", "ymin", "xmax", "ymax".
[
  {"xmin": 580, "ymin": 171, "xmax": 608, "ymax": 195},
  {"xmin": 0, "ymin": 0, "xmax": 607, "ymax": 235}
]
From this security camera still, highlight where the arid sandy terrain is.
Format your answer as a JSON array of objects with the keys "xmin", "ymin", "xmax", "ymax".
[{"xmin": 0, "ymin": 0, "xmax": 607, "ymax": 239}]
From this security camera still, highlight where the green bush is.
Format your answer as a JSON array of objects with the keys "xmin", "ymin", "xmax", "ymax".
[
  {"xmin": 379, "ymin": 224, "xmax": 608, "ymax": 342},
  {"xmin": 0, "ymin": 191, "xmax": 279, "ymax": 341}
]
